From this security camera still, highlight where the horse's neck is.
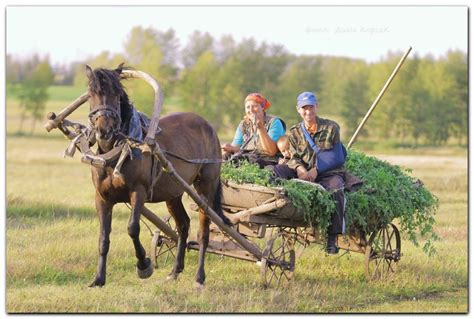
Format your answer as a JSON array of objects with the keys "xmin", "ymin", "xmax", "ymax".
[{"xmin": 119, "ymin": 102, "xmax": 133, "ymax": 132}]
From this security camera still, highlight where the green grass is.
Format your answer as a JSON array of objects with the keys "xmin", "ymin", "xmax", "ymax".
[{"xmin": 6, "ymin": 96, "xmax": 468, "ymax": 313}]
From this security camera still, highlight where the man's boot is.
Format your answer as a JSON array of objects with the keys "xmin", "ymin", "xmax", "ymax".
[{"xmin": 326, "ymin": 233, "xmax": 339, "ymax": 255}]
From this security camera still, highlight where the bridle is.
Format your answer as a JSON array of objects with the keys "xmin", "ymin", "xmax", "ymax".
[{"xmin": 88, "ymin": 95, "xmax": 122, "ymax": 135}]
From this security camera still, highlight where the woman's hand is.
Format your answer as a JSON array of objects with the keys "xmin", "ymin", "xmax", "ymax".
[
  {"xmin": 221, "ymin": 143, "xmax": 239, "ymax": 154},
  {"xmin": 254, "ymin": 108, "xmax": 265, "ymax": 129}
]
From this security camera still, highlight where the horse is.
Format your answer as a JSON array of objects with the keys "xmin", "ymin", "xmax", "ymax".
[{"xmin": 85, "ymin": 64, "xmax": 226, "ymax": 288}]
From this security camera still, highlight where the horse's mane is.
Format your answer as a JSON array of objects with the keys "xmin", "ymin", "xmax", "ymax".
[{"xmin": 88, "ymin": 67, "xmax": 133, "ymax": 126}]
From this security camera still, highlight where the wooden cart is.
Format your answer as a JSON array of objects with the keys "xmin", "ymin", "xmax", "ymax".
[{"xmin": 149, "ymin": 180, "xmax": 402, "ymax": 288}]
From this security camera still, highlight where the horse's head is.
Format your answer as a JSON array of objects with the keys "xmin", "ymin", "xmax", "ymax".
[{"xmin": 86, "ymin": 63, "xmax": 130, "ymax": 152}]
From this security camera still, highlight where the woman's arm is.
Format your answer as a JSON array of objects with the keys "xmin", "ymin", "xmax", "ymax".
[
  {"xmin": 256, "ymin": 117, "xmax": 284, "ymax": 156},
  {"xmin": 221, "ymin": 124, "xmax": 243, "ymax": 154}
]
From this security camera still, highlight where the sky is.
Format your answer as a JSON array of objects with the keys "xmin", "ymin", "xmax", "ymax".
[{"xmin": 6, "ymin": 5, "xmax": 468, "ymax": 65}]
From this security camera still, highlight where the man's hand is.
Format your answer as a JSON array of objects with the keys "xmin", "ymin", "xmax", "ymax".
[
  {"xmin": 296, "ymin": 166, "xmax": 318, "ymax": 182},
  {"xmin": 307, "ymin": 167, "xmax": 318, "ymax": 182}
]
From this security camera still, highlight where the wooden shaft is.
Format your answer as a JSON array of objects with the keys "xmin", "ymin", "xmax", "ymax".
[
  {"xmin": 347, "ymin": 46, "xmax": 412, "ymax": 149},
  {"xmin": 141, "ymin": 206, "xmax": 179, "ymax": 242},
  {"xmin": 44, "ymin": 92, "xmax": 90, "ymax": 132},
  {"xmin": 229, "ymin": 198, "xmax": 288, "ymax": 224},
  {"xmin": 153, "ymin": 143, "xmax": 263, "ymax": 259}
]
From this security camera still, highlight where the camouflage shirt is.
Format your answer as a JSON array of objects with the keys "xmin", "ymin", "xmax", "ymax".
[{"xmin": 287, "ymin": 117, "xmax": 345, "ymax": 173}]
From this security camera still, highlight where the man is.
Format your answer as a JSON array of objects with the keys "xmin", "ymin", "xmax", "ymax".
[{"xmin": 286, "ymin": 91, "xmax": 352, "ymax": 254}]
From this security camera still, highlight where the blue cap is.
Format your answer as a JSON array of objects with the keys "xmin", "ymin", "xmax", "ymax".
[{"xmin": 296, "ymin": 91, "xmax": 318, "ymax": 108}]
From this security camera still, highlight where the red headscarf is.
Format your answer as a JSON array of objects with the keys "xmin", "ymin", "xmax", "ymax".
[{"xmin": 245, "ymin": 93, "xmax": 271, "ymax": 110}]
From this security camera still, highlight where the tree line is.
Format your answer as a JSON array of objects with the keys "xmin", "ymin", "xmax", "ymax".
[{"xmin": 7, "ymin": 26, "xmax": 467, "ymax": 145}]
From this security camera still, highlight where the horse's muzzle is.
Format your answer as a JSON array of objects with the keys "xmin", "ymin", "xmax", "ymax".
[{"xmin": 96, "ymin": 129, "xmax": 115, "ymax": 143}]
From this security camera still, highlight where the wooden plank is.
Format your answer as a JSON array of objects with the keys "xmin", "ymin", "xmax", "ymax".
[{"xmin": 246, "ymin": 214, "xmax": 309, "ymax": 228}]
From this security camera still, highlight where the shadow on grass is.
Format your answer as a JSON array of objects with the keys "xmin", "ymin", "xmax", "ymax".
[
  {"xmin": 6, "ymin": 199, "xmax": 133, "ymax": 224},
  {"xmin": 6, "ymin": 131, "xmax": 73, "ymax": 141}
]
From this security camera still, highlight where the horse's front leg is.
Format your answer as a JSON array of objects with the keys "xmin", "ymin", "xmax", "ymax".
[
  {"xmin": 129, "ymin": 185, "xmax": 153, "ymax": 279},
  {"xmin": 89, "ymin": 195, "xmax": 113, "ymax": 287}
]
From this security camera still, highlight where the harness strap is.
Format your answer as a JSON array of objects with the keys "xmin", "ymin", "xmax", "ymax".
[
  {"xmin": 163, "ymin": 151, "xmax": 224, "ymax": 164},
  {"xmin": 64, "ymin": 130, "xmax": 125, "ymax": 168}
]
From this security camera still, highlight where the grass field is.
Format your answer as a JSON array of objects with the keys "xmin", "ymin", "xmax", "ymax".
[{"xmin": 5, "ymin": 93, "xmax": 468, "ymax": 313}]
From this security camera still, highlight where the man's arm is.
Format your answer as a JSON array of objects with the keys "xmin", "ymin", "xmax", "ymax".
[
  {"xmin": 287, "ymin": 133, "xmax": 305, "ymax": 171},
  {"xmin": 287, "ymin": 129, "xmax": 318, "ymax": 181}
]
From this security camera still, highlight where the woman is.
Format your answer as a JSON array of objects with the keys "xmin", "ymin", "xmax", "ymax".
[{"xmin": 222, "ymin": 93, "xmax": 285, "ymax": 167}]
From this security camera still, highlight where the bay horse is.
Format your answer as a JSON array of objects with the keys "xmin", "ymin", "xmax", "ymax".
[{"xmin": 85, "ymin": 64, "xmax": 226, "ymax": 288}]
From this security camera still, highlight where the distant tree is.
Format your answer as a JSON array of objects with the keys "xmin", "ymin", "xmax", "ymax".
[
  {"xmin": 154, "ymin": 28, "xmax": 180, "ymax": 92},
  {"xmin": 274, "ymin": 56, "xmax": 324, "ymax": 126},
  {"xmin": 177, "ymin": 51, "xmax": 221, "ymax": 128},
  {"xmin": 214, "ymin": 35, "xmax": 236, "ymax": 64},
  {"xmin": 208, "ymin": 39, "xmax": 290, "ymax": 132},
  {"xmin": 181, "ymin": 31, "xmax": 214, "ymax": 68},
  {"xmin": 16, "ymin": 59, "xmax": 54, "ymax": 134},
  {"xmin": 73, "ymin": 51, "xmax": 126, "ymax": 88},
  {"xmin": 124, "ymin": 26, "xmax": 181, "ymax": 114},
  {"xmin": 419, "ymin": 56, "xmax": 458, "ymax": 145},
  {"xmin": 208, "ymin": 55, "xmax": 246, "ymax": 132},
  {"xmin": 444, "ymin": 50, "xmax": 468, "ymax": 145},
  {"xmin": 319, "ymin": 56, "xmax": 361, "ymax": 118},
  {"xmin": 340, "ymin": 63, "xmax": 370, "ymax": 140}
]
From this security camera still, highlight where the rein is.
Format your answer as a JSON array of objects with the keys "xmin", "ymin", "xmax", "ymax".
[{"xmin": 163, "ymin": 151, "xmax": 224, "ymax": 164}]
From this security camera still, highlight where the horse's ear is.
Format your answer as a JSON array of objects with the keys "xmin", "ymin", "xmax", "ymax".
[
  {"xmin": 115, "ymin": 63, "xmax": 124, "ymax": 75},
  {"xmin": 85, "ymin": 65, "xmax": 94, "ymax": 80}
]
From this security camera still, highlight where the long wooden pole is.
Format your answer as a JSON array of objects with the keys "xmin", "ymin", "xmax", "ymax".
[
  {"xmin": 44, "ymin": 92, "xmax": 89, "ymax": 132},
  {"xmin": 347, "ymin": 46, "xmax": 412, "ymax": 149},
  {"xmin": 142, "ymin": 206, "xmax": 179, "ymax": 242}
]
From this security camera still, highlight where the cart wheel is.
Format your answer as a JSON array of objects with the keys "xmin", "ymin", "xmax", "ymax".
[
  {"xmin": 294, "ymin": 227, "xmax": 310, "ymax": 258},
  {"xmin": 365, "ymin": 223, "xmax": 401, "ymax": 280},
  {"xmin": 150, "ymin": 215, "xmax": 177, "ymax": 269},
  {"xmin": 260, "ymin": 231, "xmax": 296, "ymax": 288}
]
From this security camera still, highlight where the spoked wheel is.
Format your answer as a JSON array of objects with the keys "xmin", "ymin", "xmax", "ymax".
[
  {"xmin": 294, "ymin": 227, "xmax": 311, "ymax": 258},
  {"xmin": 261, "ymin": 230, "xmax": 296, "ymax": 289},
  {"xmin": 150, "ymin": 215, "xmax": 177, "ymax": 269},
  {"xmin": 365, "ymin": 223, "xmax": 401, "ymax": 280}
]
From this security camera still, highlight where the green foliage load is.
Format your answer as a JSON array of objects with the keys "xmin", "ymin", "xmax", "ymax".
[
  {"xmin": 221, "ymin": 151, "xmax": 438, "ymax": 254},
  {"xmin": 345, "ymin": 151, "xmax": 439, "ymax": 255},
  {"xmin": 221, "ymin": 161, "xmax": 335, "ymax": 234}
]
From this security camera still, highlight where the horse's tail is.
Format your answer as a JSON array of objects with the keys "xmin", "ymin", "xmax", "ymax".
[{"xmin": 214, "ymin": 179, "xmax": 231, "ymax": 225}]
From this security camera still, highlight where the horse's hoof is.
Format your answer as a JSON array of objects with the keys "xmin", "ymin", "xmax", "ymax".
[
  {"xmin": 136, "ymin": 258, "xmax": 154, "ymax": 279},
  {"xmin": 166, "ymin": 272, "xmax": 179, "ymax": 281},
  {"xmin": 89, "ymin": 278, "xmax": 105, "ymax": 288},
  {"xmin": 194, "ymin": 282, "xmax": 205, "ymax": 291}
]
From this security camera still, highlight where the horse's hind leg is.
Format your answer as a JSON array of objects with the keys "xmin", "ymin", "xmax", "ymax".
[
  {"xmin": 166, "ymin": 196, "xmax": 190, "ymax": 280},
  {"xmin": 195, "ymin": 210, "xmax": 210, "ymax": 288},
  {"xmin": 193, "ymin": 165, "xmax": 222, "ymax": 287},
  {"xmin": 129, "ymin": 185, "xmax": 153, "ymax": 279}
]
